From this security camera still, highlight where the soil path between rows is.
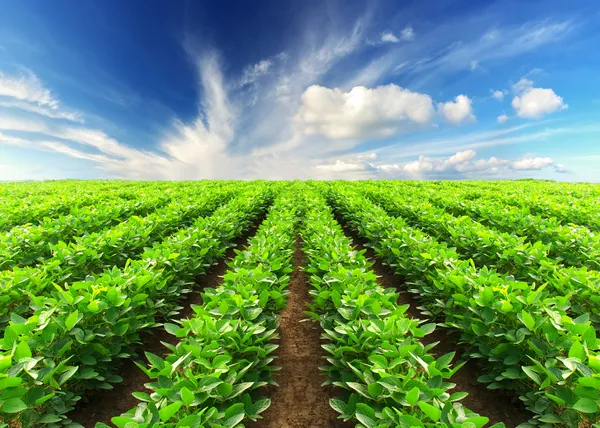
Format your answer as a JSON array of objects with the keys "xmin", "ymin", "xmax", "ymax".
[
  {"xmin": 338, "ymin": 220, "xmax": 532, "ymax": 428},
  {"xmin": 248, "ymin": 238, "xmax": 350, "ymax": 428},
  {"xmin": 69, "ymin": 219, "xmax": 263, "ymax": 427}
]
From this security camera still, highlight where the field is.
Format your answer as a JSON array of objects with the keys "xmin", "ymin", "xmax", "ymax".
[{"xmin": 0, "ymin": 180, "xmax": 599, "ymax": 428}]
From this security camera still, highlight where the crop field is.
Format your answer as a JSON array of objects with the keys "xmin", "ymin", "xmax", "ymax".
[{"xmin": 1, "ymin": 180, "xmax": 599, "ymax": 428}]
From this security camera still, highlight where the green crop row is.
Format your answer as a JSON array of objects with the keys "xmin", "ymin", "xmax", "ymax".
[
  {"xmin": 360, "ymin": 183, "xmax": 600, "ymax": 330},
  {"xmin": 0, "ymin": 185, "xmax": 235, "ymax": 332},
  {"xmin": 301, "ymin": 188, "xmax": 504, "ymax": 428},
  {"xmin": 400, "ymin": 182, "xmax": 600, "ymax": 271},
  {"xmin": 412, "ymin": 180, "xmax": 600, "ymax": 210},
  {"xmin": 0, "ymin": 186, "xmax": 272, "ymax": 427},
  {"xmin": 324, "ymin": 184, "xmax": 600, "ymax": 427},
  {"xmin": 0, "ymin": 191, "xmax": 173, "ymax": 271},
  {"xmin": 0, "ymin": 181, "xmax": 143, "ymax": 201},
  {"xmin": 428, "ymin": 182, "xmax": 600, "ymax": 229},
  {"xmin": 0, "ymin": 182, "xmax": 165, "ymax": 232},
  {"xmin": 95, "ymin": 188, "xmax": 299, "ymax": 428}
]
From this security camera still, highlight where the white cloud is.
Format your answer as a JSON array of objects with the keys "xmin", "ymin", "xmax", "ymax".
[
  {"xmin": 554, "ymin": 163, "xmax": 570, "ymax": 173},
  {"xmin": 448, "ymin": 149, "xmax": 476, "ymax": 164},
  {"xmin": 492, "ymin": 90, "xmax": 505, "ymax": 101},
  {"xmin": 0, "ymin": 71, "xmax": 81, "ymax": 122},
  {"xmin": 239, "ymin": 59, "xmax": 273, "ymax": 86},
  {"xmin": 438, "ymin": 95, "xmax": 475, "ymax": 124},
  {"xmin": 316, "ymin": 159, "xmax": 366, "ymax": 173},
  {"xmin": 470, "ymin": 60, "xmax": 479, "ymax": 71},
  {"xmin": 0, "ymin": 100, "xmax": 82, "ymax": 122},
  {"xmin": 369, "ymin": 20, "xmax": 572, "ymax": 88},
  {"xmin": 512, "ymin": 85, "xmax": 567, "ymax": 119},
  {"xmin": 380, "ymin": 26, "xmax": 413, "ymax": 44},
  {"xmin": 381, "ymin": 31, "xmax": 400, "ymax": 43},
  {"xmin": 512, "ymin": 156, "xmax": 553, "ymax": 170},
  {"xmin": 356, "ymin": 152, "xmax": 377, "ymax": 160},
  {"xmin": 512, "ymin": 77, "xmax": 534, "ymax": 94},
  {"xmin": 295, "ymin": 84, "xmax": 434, "ymax": 140},
  {"xmin": 401, "ymin": 26, "xmax": 415, "ymax": 41},
  {"xmin": 497, "ymin": 114, "xmax": 509, "ymax": 124},
  {"xmin": 0, "ymin": 71, "xmax": 58, "ymax": 108},
  {"xmin": 376, "ymin": 150, "xmax": 559, "ymax": 178}
]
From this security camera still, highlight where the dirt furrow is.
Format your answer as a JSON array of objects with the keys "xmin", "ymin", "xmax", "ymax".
[{"xmin": 249, "ymin": 238, "xmax": 350, "ymax": 428}]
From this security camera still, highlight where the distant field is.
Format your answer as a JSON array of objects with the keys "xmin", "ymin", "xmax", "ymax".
[{"xmin": 1, "ymin": 180, "xmax": 599, "ymax": 428}]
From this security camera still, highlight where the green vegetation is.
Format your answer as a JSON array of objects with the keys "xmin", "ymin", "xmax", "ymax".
[{"xmin": 0, "ymin": 180, "xmax": 599, "ymax": 427}]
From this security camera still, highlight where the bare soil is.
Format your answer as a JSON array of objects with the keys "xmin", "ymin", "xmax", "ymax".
[
  {"xmin": 248, "ymin": 238, "xmax": 350, "ymax": 428},
  {"xmin": 69, "ymin": 221, "xmax": 262, "ymax": 427},
  {"xmin": 339, "ymin": 221, "xmax": 532, "ymax": 428}
]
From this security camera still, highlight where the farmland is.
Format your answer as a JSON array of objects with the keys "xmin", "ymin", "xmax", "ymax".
[{"xmin": 0, "ymin": 180, "xmax": 599, "ymax": 428}]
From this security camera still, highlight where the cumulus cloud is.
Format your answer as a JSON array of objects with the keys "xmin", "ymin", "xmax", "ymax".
[
  {"xmin": 509, "ymin": 77, "xmax": 567, "ymax": 118},
  {"xmin": 512, "ymin": 87, "xmax": 567, "ymax": 118},
  {"xmin": 554, "ymin": 163, "xmax": 570, "ymax": 174},
  {"xmin": 380, "ymin": 26, "xmax": 414, "ymax": 44},
  {"xmin": 380, "ymin": 31, "xmax": 400, "ymax": 43},
  {"xmin": 497, "ymin": 114, "xmax": 509, "ymax": 124},
  {"xmin": 376, "ymin": 150, "xmax": 560, "ymax": 178},
  {"xmin": 492, "ymin": 90, "xmax": 505, "ymax": 101},
  {"xmin": 512, "ymin": 156, "xmax": 553, "ymax": 170},
  {"xmin": 295, "ymin": 84, "xmax": 435, "ymax": 140},
  {"xmin": 448, "ymin": 149, "xmax": 477, "ymax": 164},
  {"xmin": 401, "ymin": 26, "xmax": 415, "ymax": 41},
  {"xmin": 438, "ymin": 95, "xmax": 475, "ymax": 124}
]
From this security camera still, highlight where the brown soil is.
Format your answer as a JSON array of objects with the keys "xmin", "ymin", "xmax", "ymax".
[
  {"xmin": 340, "ymin": 222, "xmax": 532, "ymax": 428},
  {"xmin": 248, "ymin": 238, "xmax": 351, "ymax": 428},
  {"xmin": 69, "ymin": 221, "xmax": 262, "ymax": 427}
]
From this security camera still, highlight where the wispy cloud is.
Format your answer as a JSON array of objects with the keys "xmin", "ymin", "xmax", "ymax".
[
  {"xmin": 0, "ymin": 70, "xmax": 82, "ymax": 122},
  {"xmin": 346, "ymin": 19, "xmax": 572, "ymax": 89},
  {"xmin": 0, "ymin": 8, "xmax": 583, "ymax": 181}
]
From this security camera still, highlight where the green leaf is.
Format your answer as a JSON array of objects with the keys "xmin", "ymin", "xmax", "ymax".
[
  {"xmin": 521, "ymin": 310, "xmax": 535, "ymax": 331},
  {"xmin": 14, "ymin": 341, "xmax": 32, "ymax": 361},
  {"xmin": 222, "ymin": 403, "xmax": 245, "ymax": 428},
  {"xmin": 159, "ymin": 401, "xmax": 182, "ymax": 422},
  {"xmin": 180, "ymin": 387, "xmax": 194, "ymax": 406},
  {"xmin": 371, "ymin": 301, "xmax": 381, "ymax": 315},
  {"xmin": 59, "ymin": 366, "xmax": 79, "ymax": 385},
  {"xmin": 132, "ymin": 392, "xmax": 152, "ymax": 402},
  {"xmin": 65, "ymin": 310, "xmax": 79, "ymax": 330},
  {"xmin": 38, "ymin": 415, "xmax": 62, "ymax": 423},
  {"xmin": 355, "ymin": 403, "xmax": 378, "ymax": 428},
  {"xmin": 219, "ymin": 301, "xmax": 229, "ymax": 315},
  {"xmin": 573, "ymin": 398, "xmax": 598, "ymax": 413},
  {"xmin": 218, "ymin": 382, "xmax": 233, "ymax": 396},
  {"xmin": 405, "ymin": 387, "xmax": 419, "ymax": 406},
  {"xmin": 568, "ymin": 341, "xmax": 586, "ymax": 361},
  {"xmin": 329, "ymin": 398, "xmax": 348, "ymax": 416},
  {"xmin": 418, "ymin": 401, "xmax": 441, "ymax": 422},
  {"xmin": 2, "ymin": 398, "xmax": 28, "ymax": 413},
  {"xmin": 111, "ymin": 417, "xmax": 137, "ymax": 428},
  {"xmin": 145, "ymin": 352, "xmax": 164, "ymax": 369},
  {"xmin": 0, "ymin": 377, "xmax": 22, "ymax": 389},
  {"xmin": 522, "ymin": 366, "xmax": 541, "ymax": 385}
]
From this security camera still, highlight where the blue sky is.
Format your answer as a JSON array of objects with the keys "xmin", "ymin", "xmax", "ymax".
[{"xmin": 1, "ymin": 0, "xmax": 599, "ymax": 181}]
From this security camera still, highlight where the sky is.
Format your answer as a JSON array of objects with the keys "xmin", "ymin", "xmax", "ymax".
[{"xmin": 0, "ymin": 0, "xmax": 599, "ymax": 181}]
